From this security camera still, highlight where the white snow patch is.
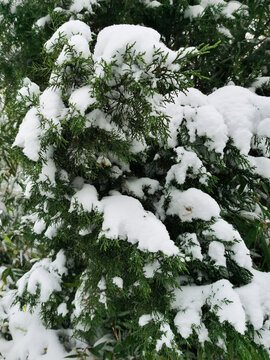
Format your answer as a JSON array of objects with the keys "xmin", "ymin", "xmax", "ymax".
[
  {"xmin": 100, "ymin": 193, "xmax": 179, "ymax": 256},
  {"xmin": 125, "ymin": 177, "xmax": 160, "ymax": 198},
  {"xmin": 69, "ymin": 86, "xmax": 95, "ymax": 115},
  {"xmin": 143, "ymin": 260, "xmax": 161, "ymax": 278},
  {"xmin": 166, "ymin": 187, "xmax": 220, "ymax": 222},
  {"xmin": 112, "ymin": 277, "xmax": 123, "ymax": 289},
  {"xmin": 17, "ymin": 251, "xmax": 67, "ymax": 302},
  {"xmin": 69, "ymin": 184, "xmax": 100, "ymax": 213},
  {"xmin": 45, "ymin": 20, "xmax": 92, "ymax": 53},
  {"xmin": 13, "ymin": 107, "xmax": 42, "ymax": 161}
]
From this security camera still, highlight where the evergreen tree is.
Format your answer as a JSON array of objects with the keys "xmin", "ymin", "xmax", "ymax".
[{"xmin": 0, "ymin": 1, "xmax": 270, "ymax": 359}]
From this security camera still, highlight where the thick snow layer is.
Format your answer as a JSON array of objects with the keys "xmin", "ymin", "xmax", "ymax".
[
  {"xmin": 38, "ymin": 156, "xmax": 57, "ymax": 186},
  {"xmin": 100, "ymin": 193, "xmax": 179, "ymax": 256},
  {"xmin": 236, "ymin": 270, "xmax": 270, "ymax": 330},
  {"xmin": 33, "ymin": 218, "xmax": 46, "ymax": 234},
  {"xmin": 156, "ymin": 323, "xmax": 175, "ymax": 351},
  {"xmin": 173, "ymin": 284, "xmax": 207, "ymax": 338},
  {"xmin": 248, "ymin": 156, "xmax": 270, "ymax": 179},
  {"xmin": 69, "ymin": 184, "xmax": 100, "ymax": 213},
  {"xmin": 16, "ymin": 78, "xmax": 40, "ymax": 105},
  {"xmin": 57, "ymin": 302, "xmax": 68, "ymax": 316},
  {"xmin": 208, "ymin": 86, "xmax": 270, "ymax": 154},
  {"xmin": 189, "ymin": 105, "xmax": 228, "ymax": 154},
  {"xmin": 209, "ymin": 280, "xmax": 246, "ymax": 334},
  {"xmin": 44, "ymin": 220, "xmax": 63, "ymax": 239},
  {"xmin": 57, "ymin": 34, "xmax": 91, "ymax": 65},
  {"xmin": 93, "ymin": 24, "xmax": 179, "ymax": 67},
  {"xmin": 17, "ymin": 251, "xmax": 67, "ymax": 302},
  {"xmin": 166, "ymin": 187, "xmax": 220, "ymax": 222},
  {"xmin": 13, "ymin": 107, "xmax": 42, "ymax": 161},
  {"xmin": 257, "ymin": 118, "xmax": 270, "ymax": 138},
  {"xmin": 0, "ymin": 305, "xmax": 69, "ymax": 359},
  {"xmin": 173, "ymin": 279, "xmax": 246, "ymax": 338},
  {"xmin": 166, "ymin": 101, "xmax": 184, "ymax": 148},
  {"xmin": 39, "ymin": 87, "xmax": 65, "ymax": 129},
  {"xmin": 45, "ymin": 20, "xmax": 92, "ymax": 53},
  {"xmin": 69, "ymin": 86, "xmax": 95, "ymax": 115},
  {"xmin": 167, "ymin": 85, "xmax": 270, "ymax": 155},
  {"xmin": 125, "ymin": 177, "xmax": 160, "ymax": 199}
]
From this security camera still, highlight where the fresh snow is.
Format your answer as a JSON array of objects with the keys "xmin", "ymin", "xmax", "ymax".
[
  {"xmin": 143, "ymin": 260, "xmax": 161, "ymax": 278},
  {"xmin": 203, "ymin": 219, "xmax": 252, "ymax": 269},
  {"xmin": 208, "ymin": 241, "xmax": 226, "ymax": 266},
  {"xmin": 112, "ymin": 277, "xmax": 123, "ymax": 289},
  {"xmin": 69, "ymin": 184, "xmax": 100, "ymax": 213},
  {"xmin": 45, "ymin": 20, "xmax": 92, "ymax": 53},
  {"xmin": 100, "ymin": 193, "xmax": 179, "ymax": 256},
  {"xmin": 17, "ymin": 251, "xmax": 67, "ymax": 303},
  {"xmin": 166, "ymin": 187, "xmax": 220, "ymax": 222},
  {"xmin": 56, "ymin": 34, "xmax": 91, "ymax": 65},
  {"xmin": 125, "ymin": 177, "xmax": 160, "ymax": 199},
  {"xmin": 179, "ymin": 233, "xmax": 203, "ymax": 261},
  {"xmin": 69, "ymin": 0, "xmax": 99, "ymax": 13},
  {"xmin": 69, "ymin": 86, "xmax": 95, "ymax": 115},
  {"xmin": 166, "ymin": 85, "xmax": 270, "ymax": 155},
  {"xmin": 93, "ymin": 24, "xmax": 184, "ymax": 71},
  {"xmin": 185, "ymin": 0, "xmax": 246, "ymax": 20},
  {"xmin": 166, "ymin": 147, "xmax": 209, "ymax": 185},
  {"xmin": 173, "ymin": 279, "xmax": 246, "ymax": 338}
]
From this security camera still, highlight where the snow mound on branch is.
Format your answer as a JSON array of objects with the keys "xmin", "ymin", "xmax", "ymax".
[
  {"xmin": 125, "ymin": 177, "xmax": 160, "ymax": 199},
  {"xmin": 209, "ymin": 86, "xmax": 270, "ymax": 154},
  {"xmin": 0, "ymin": 305, "xmax": 69, "ymax": 359},
  {"xmin": 93, "ymin": 24, "xmax": 187, "ymax": 67},
  {"xmin": 167, "ymin": 85, "xmax": 270, "ymax": 156},
  {"xmin": 166, "ymin": 187, "xmax": 220, "ymax": 222},
  {"xmin": 69, "ymin": 184, "xmax": 100, "ymax": 212},
  {"xmin": 166, "ymin": 147, "xmax": 210, "ymax": 185},
  {"xmin": 69, "ymin": 86, "xmax": 95, "ymax": 115},
  {"xmin": 173, "ymin": 279, "xmax": 246, "ymax": 338},
  {"xmin": 203, "ymin": 219, "xmax": 252, "ymax": 269},
  {"xmin": 45, "ymin": 20, "xmax": 92, "ymax": 53},
  {"xmin": 56, "ymin": 34, "xmax": 91, "ymax": 65},
  {"xmin": 16, "ymin": 77, "xmax": 40, "ymax": 105},
  {"xmin": 17, "ymin": 251, "xmax": 67, "ymax": 302},
  {"xmin": 248, "ymin": 156, "xmax": 270, "ymax": 179},
  {"xmin": 173, "ymin": 270, "xmax": 270, "ymax": 342},
  {"xmin": 13, "ymin": 107, "xmax": 42, "ymax": 162},
  {"xmin": 100, "ymin": 193, "xmax": 179, "ymax": 256}
]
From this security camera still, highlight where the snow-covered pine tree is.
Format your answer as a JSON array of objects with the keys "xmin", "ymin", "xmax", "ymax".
[
  {"xmin": 1, "ymin": 0, "xmax": 269, "ymax": 272},
  {"xmin": 1, "ymin": 0, "xmax": 269, "ymax": 94},
  {"xmin": 0, "ymin": 17, "xmax": 269, "ymax": 359}
]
